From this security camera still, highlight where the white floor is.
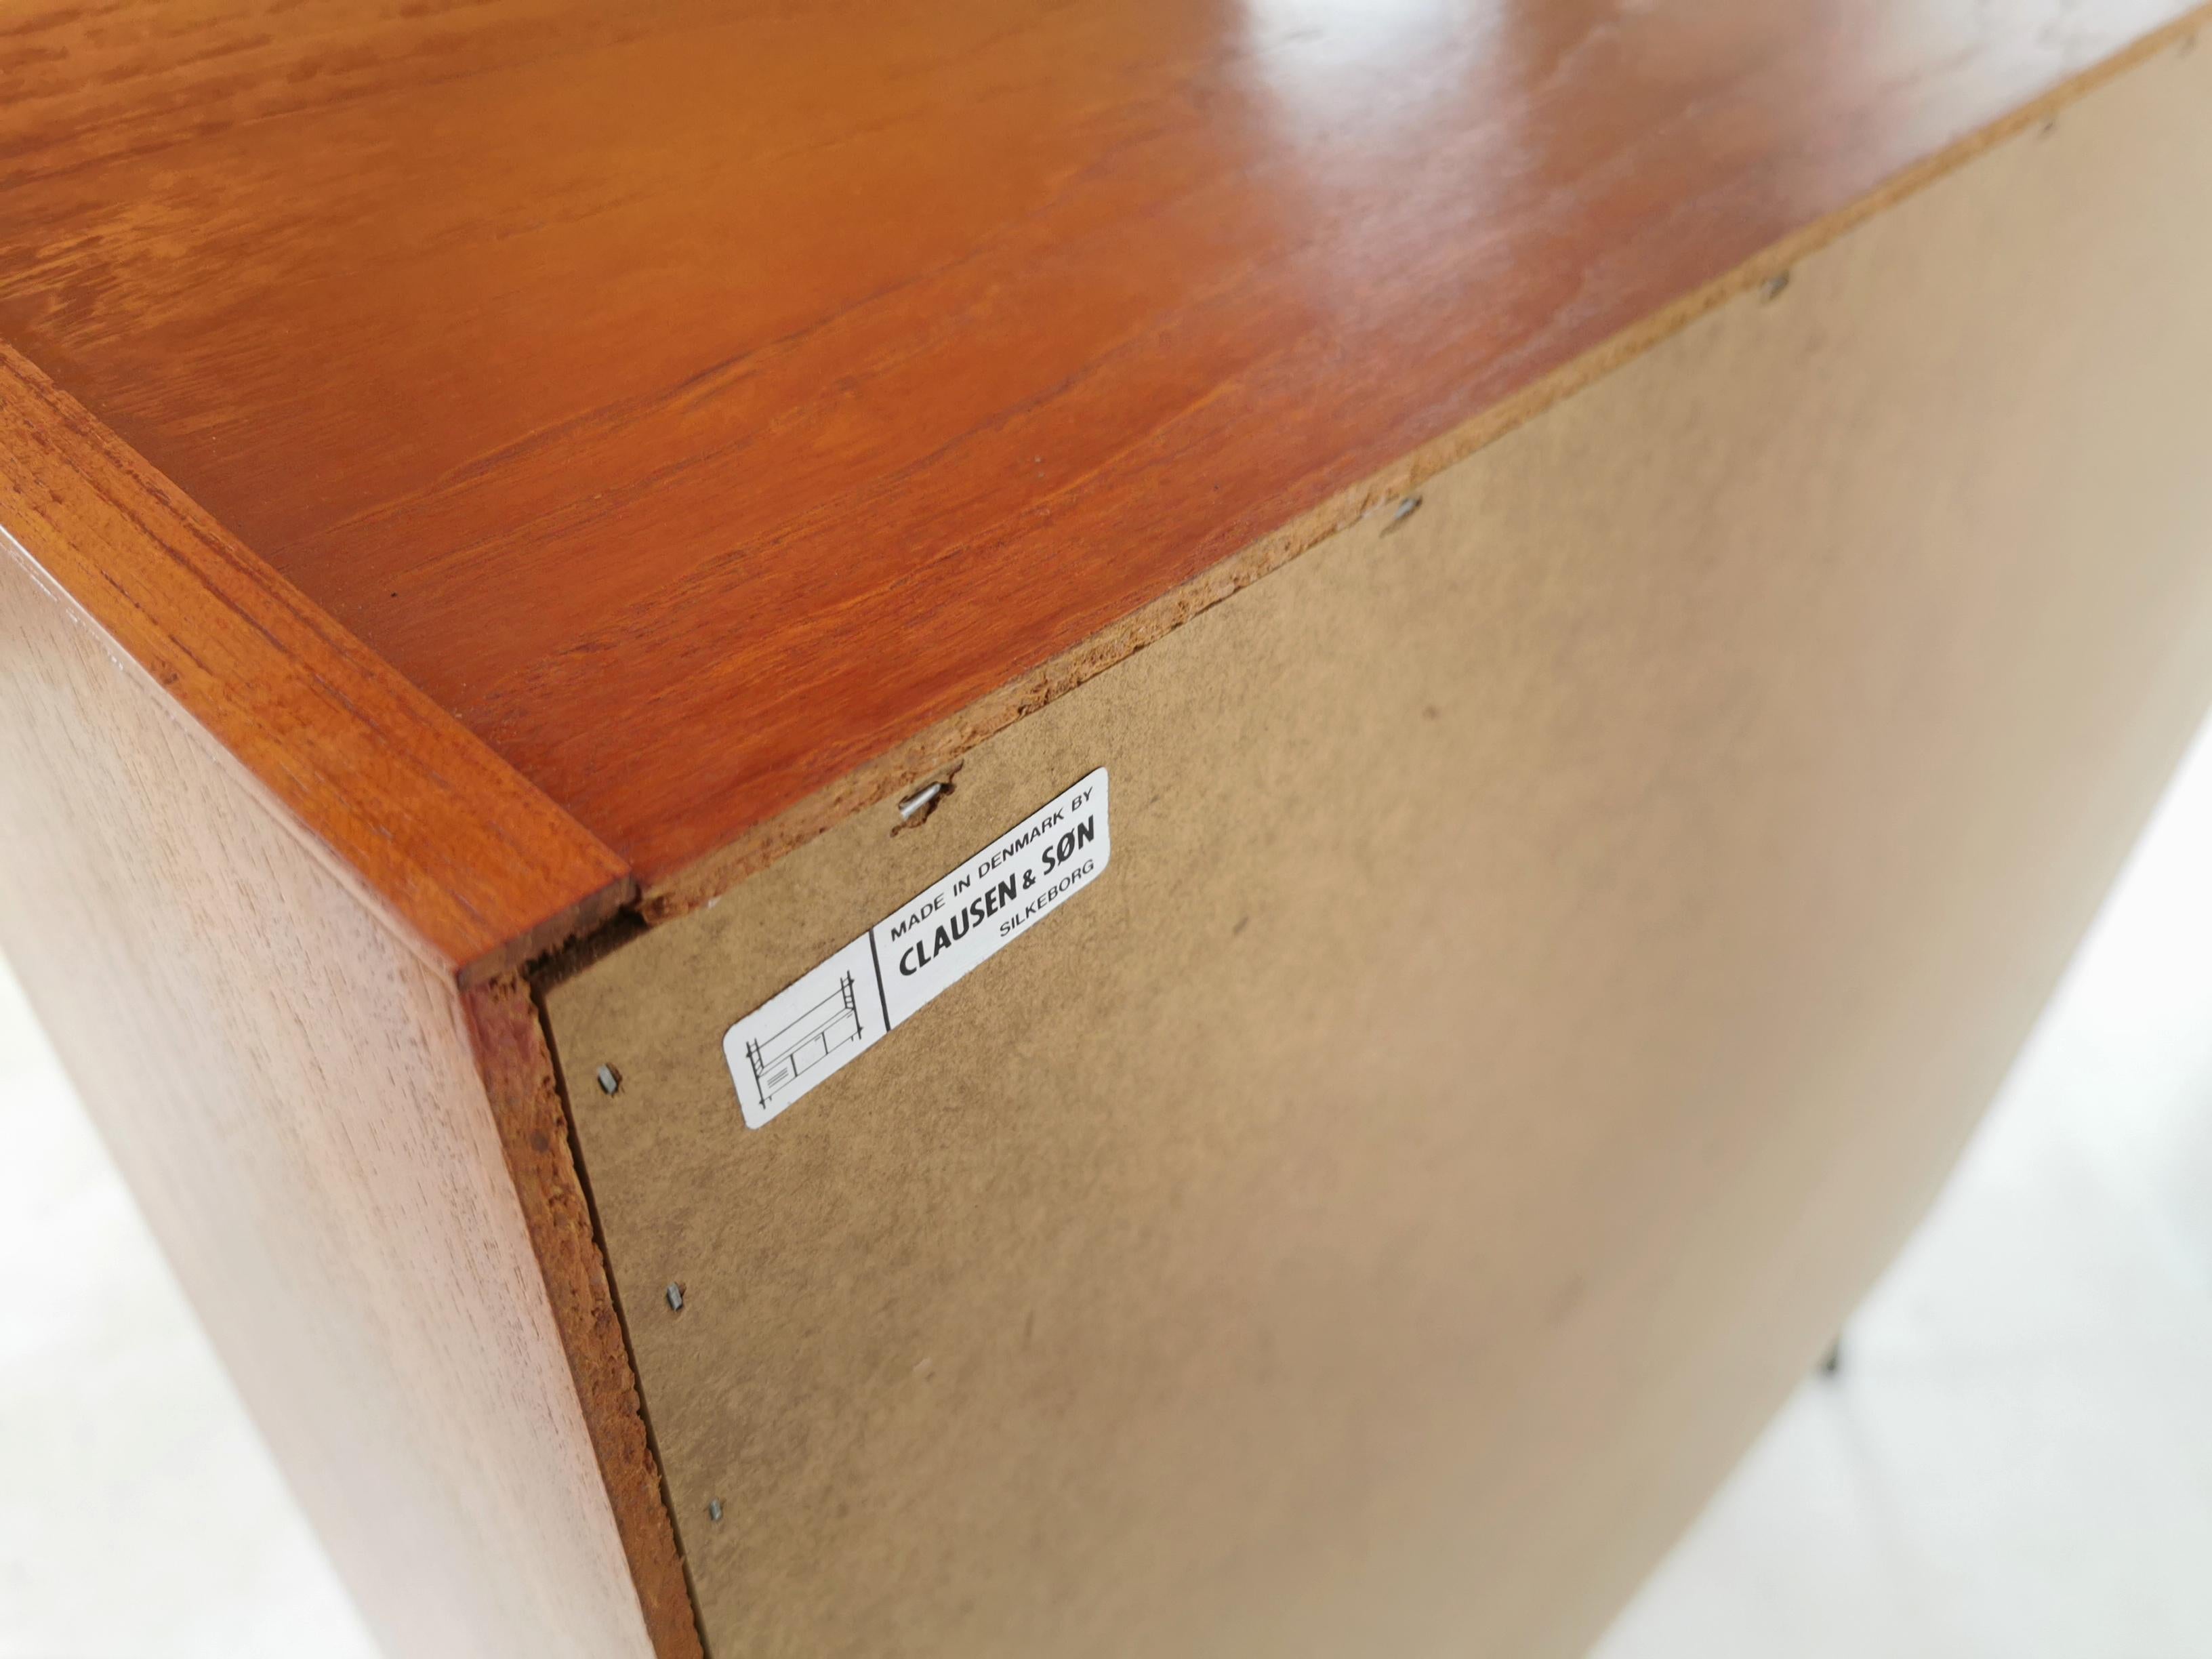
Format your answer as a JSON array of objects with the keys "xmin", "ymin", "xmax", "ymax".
[
  {"xmin": 3, "ymin": 721, "xmax": 2211, "ymax": 1659},
  {"xmin": 0, "ymin": 977, "xmax": 377, "ymax": 1656}
]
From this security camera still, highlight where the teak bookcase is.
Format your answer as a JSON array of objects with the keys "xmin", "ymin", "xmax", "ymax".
[{"xmin": 5, "ymin": 6, "xmax": 2212, "ymax": 1656}]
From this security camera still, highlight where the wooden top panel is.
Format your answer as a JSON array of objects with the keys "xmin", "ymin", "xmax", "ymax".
[
  {"xmin": 0, "ymin": 346, "xmax": 630, "ymax": 979},
  {"xmin": 3, "ymin": 0, "xmax": 2200, "ymax": 888}
]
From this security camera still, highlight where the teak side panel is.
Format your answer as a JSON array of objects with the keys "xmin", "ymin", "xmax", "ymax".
[
  {"xmin": 3, "ymin": 2, "xmax": 2204, "ymax": 885},
  {"xmin": 0, "ymin": 346, "xmax": 630, "ymax": 979},
  {"xmin": 543, "ymin": 43, "xmax": 2212, "ymax": 1658},
  {"xmin": 462, "ymin": 975, "xmax": 707, "ymax": 1659},
  {"xmin": 0, "ymin": 541, "xmax": 657, "ymax": 1659}
]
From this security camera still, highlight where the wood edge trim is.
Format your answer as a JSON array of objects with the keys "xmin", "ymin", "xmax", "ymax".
[
  {"xmin": 0, "ymin": 525, "xmax": 441, "ymax": 984},
  {"xmin": 636, "ymin": 7, "xmax": 2212, "ymax": 923},
  {"xmin": 0, "ymin": 342, "xmax": 634, "ymax": 977},
  {"xmin": 463, "ymin": 972, "xmax": 708, "ymax": 1659},
  {"xmin": 455, "ymin": 874, "xmax": 638, "ymax": 989}
]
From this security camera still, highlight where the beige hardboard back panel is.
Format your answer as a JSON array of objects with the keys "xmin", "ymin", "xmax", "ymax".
[
  {"xmin": 0, "ymin": 541, "xmax": 656, "ymax": 1659},
  {"xmin": 542, "ymin": 41, "xmax": 2212, "ymax": 1659}
]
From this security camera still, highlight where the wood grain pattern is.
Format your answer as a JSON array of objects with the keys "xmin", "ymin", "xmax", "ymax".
[
  {"xmin": 462, "ymin": 973, "xmax": 705, "ymax": 1659},
  {"xmin": 0, "ymin": 346, "xmax": 630, "ymax": 979},
  {"xmin": 0, "ymin": 536, "xmax": 656, "ymax": 1659},
  {"xmin": 4, "ymin": 1, "xmax": 2204, "ymax": 893},
  {"xmin": 543, "ymin": 39, "xmax": 2212, "ymax": 1653}
]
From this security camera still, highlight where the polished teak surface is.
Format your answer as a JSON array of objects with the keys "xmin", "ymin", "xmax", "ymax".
[{"xmin": 3, "ymin": 0, "xmax": 2200, "ymax": 893}]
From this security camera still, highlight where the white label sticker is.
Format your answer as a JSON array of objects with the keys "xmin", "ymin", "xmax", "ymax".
[
  {"xmin": 722, "ymin": 935, "xmax": 887, "ymax": 1130},
  {"xmin": 722, "ymin": 769, "xmax": 1110, "ymax": 1129}
]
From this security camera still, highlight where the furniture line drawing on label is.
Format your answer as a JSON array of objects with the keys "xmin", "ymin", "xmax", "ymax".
[{"xmin": 743, "ymin": 970, "xmax": 866, "ymax": 1111}]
